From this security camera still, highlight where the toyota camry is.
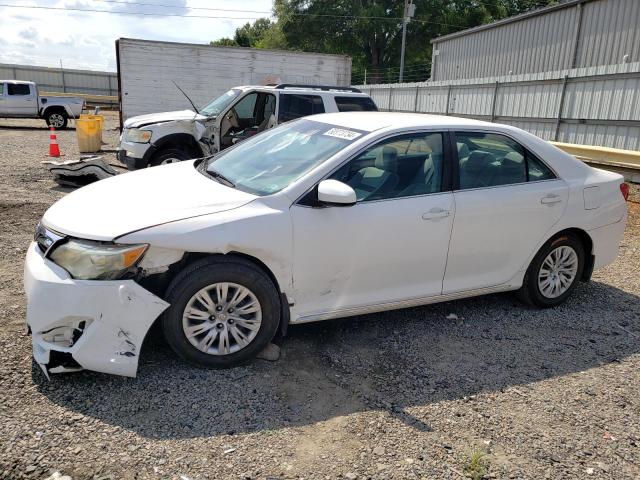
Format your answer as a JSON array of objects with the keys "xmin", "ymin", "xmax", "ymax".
[{"xmin": 24, "ymin": 112, "xmax": 628, "ymax": 377}]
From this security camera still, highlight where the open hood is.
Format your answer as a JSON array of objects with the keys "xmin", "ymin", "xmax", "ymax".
[
  {"xmin": 124, "ymin": 110, "xmax": 208, "ymax": 128},
  {"xmin": 42, "ymin": 161, "xmax": 256, "ymax": 241}
]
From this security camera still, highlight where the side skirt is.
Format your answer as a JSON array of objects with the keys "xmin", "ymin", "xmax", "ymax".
[{"xmin": 292, "ymin": 284, "xmax": 516, "ymax": 325}]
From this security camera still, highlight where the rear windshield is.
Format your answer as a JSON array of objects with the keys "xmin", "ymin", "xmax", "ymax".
[{"xmin": 334, "ymin": 96, "xmax": 378, "ymax": 112}]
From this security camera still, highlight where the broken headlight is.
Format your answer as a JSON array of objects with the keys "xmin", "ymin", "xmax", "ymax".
[
  {"xmin": 49, "ymin": 239, "xmax": 148, "ymax": 280},
  {"xmin": 124, "ymin": 128, "xmax": 152, "ymax": 143}
]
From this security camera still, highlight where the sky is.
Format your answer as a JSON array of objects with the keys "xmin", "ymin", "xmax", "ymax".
[{"xmin": 0, "ymin": 0, "xmax": 274, "ymax": 72}]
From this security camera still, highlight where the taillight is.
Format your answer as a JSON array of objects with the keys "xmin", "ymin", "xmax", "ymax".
[{"xmin": 620, "ymin": 182, "xmax": 629, "ymax": 201}]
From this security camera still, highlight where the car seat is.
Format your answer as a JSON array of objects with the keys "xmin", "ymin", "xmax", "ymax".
[{"xmin": 348, "ymin": 146, "xmax": 400, "ymax": 200}]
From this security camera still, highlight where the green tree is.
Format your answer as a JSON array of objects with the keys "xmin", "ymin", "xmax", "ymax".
[
  {"xmin": 211, "ymin": 19, "xmax": 283, "ymax": 48},
  {"xmin": 210, "ymin": 37, "xmax": 239, "ymax": 47},
  {"xmin": 211, "ymin": 0, "xmax": 558, "ymax": 82}
]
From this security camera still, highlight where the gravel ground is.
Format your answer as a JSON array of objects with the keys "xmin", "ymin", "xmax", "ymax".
[{"xmin": 0, "ymin": 114, "xmax": 639, "ymax": 480}]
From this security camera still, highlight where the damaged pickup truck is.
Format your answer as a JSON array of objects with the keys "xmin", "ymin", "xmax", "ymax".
[
  {"xmin": 25, "ymin": 113, "xmax": 627, "ymax": 378},
  {"xmin": 117, "ymin": 84, "xmax": 377, "ymax": 170}
]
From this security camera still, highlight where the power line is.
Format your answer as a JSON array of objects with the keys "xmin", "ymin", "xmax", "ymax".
[
  {"xmin": 92, "ymin": 0, "xmax": 272, "ymax": 14},
  {"xmin": 357, "ymin": 63, "xmax": 430, "ymax": 71},
  {"xmin": 0, "ymin": 3, "xmax": 265, "ymax": 20},
  {"xmin": 0, "ymin": 1, "xmax": 470, "ymax": 27},
  {"xmin": 91, "ymin": 0, "xmax": 554, "ymax": 19}
]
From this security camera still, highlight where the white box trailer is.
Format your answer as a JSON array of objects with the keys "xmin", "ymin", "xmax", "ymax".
[{"xmin": 115, "ymin": 38, "xmax": 352, "ymax": 123}]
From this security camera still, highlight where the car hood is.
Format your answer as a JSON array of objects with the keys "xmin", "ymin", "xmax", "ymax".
[
  {"xmin": 124, "ymin": 110, "xmax": 208, "ymax": 128},
  {"xmin": 43, "ymin": 161, "xmax": 257, "ymax": 241}
]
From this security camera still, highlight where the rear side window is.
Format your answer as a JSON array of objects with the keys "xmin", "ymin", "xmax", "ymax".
[
  {"xmin": 8, "ymin": 83, "xmax": 31, "ymax": 95},
  {"xmin": 334, "ymin": 96, "xmax": 378, "ymax": 112},
  {"xmin": 527, "ymin": 154, "xmax": 556, "ymax": 181},
  {"xmin": 455, "ymin": 131, "xmax": 555, "ymax": 190},
  {"xmin": 278, "ymin": 94, "xmax": 325, "ymax": 122}
]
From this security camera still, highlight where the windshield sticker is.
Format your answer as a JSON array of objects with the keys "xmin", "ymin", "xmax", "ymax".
[{"xmin": 323, "ymin": 128, "xmax": 362, "ymax": 141}]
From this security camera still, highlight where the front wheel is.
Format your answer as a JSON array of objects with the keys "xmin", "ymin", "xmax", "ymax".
[
  {"xmin": 45, "ymin": 110, "xmax": 68, "ymax": 129},
  {"xmin": 162, "ymin": 258, "xmax": 281, "ymax": 368},
  {"xmin": 517, "ymin": 234, "xmax": 585, "ymax": 308},
  {"xmin": 149, "ymin": 147, "xmax": 193, "ymax": 167}
]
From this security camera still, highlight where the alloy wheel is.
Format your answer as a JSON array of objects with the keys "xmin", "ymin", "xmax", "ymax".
[
  {"xmin": 182, "ymin": 282, "xmax": 262, "ymax": 355},
  {"xmin": 49, "ymin": 114, "xmax": 65, "ymax": 128},
  {"xmin": 537, "ymin": 245, "xmax": 579, "ymax": 299}
]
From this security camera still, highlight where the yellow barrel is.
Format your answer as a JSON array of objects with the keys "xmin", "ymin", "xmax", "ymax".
[
  {"xmin": 76, "ymin": 119, "xmax": 101, "ymax": 153},
  {"xmin": 80, "ymin": 114, "xmax": 104, "ymax": 144}
]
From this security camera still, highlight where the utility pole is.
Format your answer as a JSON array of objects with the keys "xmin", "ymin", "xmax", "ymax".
[{"xmin": 399, "ymin": 0, "xmax": 415, "ymax": 83}]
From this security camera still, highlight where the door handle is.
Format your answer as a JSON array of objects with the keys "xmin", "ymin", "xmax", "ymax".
[
  {"xmin": 541, "ymin": 194, "xmax": 562, "ymax": 205},
  {"xmin": 422, "ymin": 208, "xmax": 450, "ymax": 220}
]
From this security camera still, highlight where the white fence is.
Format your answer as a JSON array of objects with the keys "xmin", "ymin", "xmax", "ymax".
[
  {"xmin": 358, "ymin": 62, "xmax": 640, "ymax": 151},
  {"xmin": 0, "ymin": 63, "xmax": 117, "ymax": 96}
]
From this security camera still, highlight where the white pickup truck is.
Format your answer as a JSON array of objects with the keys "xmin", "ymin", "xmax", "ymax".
[{"xmin": 0, "ymin": 80, "xmax": 85, "ymax": 129}]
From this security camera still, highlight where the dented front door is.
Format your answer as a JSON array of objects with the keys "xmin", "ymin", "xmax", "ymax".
[{"xmin": 289, "ymin": 192, "xmax": 455, "ymax": 320}]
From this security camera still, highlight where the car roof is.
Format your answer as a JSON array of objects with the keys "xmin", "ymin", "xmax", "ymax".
[
  {"xmin": 309, "ymin": 111, "xmax": 499, "ymax": 132},
  {"xmin": 235, "ymin": 85, "xmax": 370, "ymax": 97},
  {"xmin": 1, "ymin": 80, "xmax": 34, "ymax": 85}
]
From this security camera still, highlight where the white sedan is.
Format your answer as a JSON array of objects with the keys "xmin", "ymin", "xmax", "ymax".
[{"xmin": 24, "ymin": 112, "xmax": 629, "ymax": 377}]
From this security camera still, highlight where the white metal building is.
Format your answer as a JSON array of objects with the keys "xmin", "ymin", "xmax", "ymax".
[{"xmin": 430, "ymin": 0, "xmax": 640, "ymax": 81}]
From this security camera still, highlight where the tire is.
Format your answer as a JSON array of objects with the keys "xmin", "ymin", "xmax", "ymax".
[
  {"xmin": 149, "ymin": 147, "xmax": 193, "ymax": 167},
  {"xmin": 517, "ymin": 234, "xmax": 585, "ymax": 308},
  {"xmin": 45, "ymin": 110, "xmax": 68, "ymax": 129},
  {"xmin": 161, "ymin": 257, "xmax": 281, "ymax": 368}
]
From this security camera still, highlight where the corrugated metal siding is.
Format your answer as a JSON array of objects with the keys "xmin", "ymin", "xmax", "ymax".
[
  {"xmin": 559, "ymin": 123, "xmax": 640, "ymax": 151},
  {"xmin": 357, "ymin": 62, "xmax": 640, "ymax": 150},
  {"xmin": 563, "ymin": 75, "xmax": 640, "ymax": 121},
  {"xmin": 577, "ymin": 0, "xmax": 640, "ymax": 67},
  {"xmin": 431, "ymin": 0, "xmax": 640, "ymax": 81},
  {"xmin": 416, "ymin": 86, "xmax": 449, "ymax": 113},
  {"xmin": 497, "ymin": 82, "xmax": 562, "ymax": 118},
  {"xmin": 433, "ymin": 6, "xmax": 577, "ymax": 80},
  {"xmin": 0, "ymin": 63, "xmax": 116, "ymax": 95},
  {"xmin": 449, "ymin": 85, "xmax": 494, "ymax": 116},
  {"xmin": 118, "ymin": 38, "xmax": 352, "ymax": 120}
]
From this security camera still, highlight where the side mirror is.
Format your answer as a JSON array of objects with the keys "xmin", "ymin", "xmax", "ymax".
[{"xmin": 317, "ymin": 179, "xmax": 357, "ymax": 206}]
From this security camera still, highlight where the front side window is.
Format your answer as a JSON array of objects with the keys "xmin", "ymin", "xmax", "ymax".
[
  {"xmin": 8, "ymin": 83, "xmax": 31, "ymax": 95},
  {"xmin": 233, "ymin": 93, "xmax": 258, "ymax": 119},
  {"xmin": 329, "ymin": 132, "xmax": 444, "ymax": 202},
  {"xmin": 203, "ymin": 119, "xmax": 365, "ymax": 196},
  {"xmin": 456, "ymin": 132, "xmax": 555, "ymax": 190},
  {"xmin": 334, "ymin": 96, "xmax": 378, "ymax": 112},
  {"xmin": 278, "ymin": 94, "xmax": 325, "ymax": 122}
]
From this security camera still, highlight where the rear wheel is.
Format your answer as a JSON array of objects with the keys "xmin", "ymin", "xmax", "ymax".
[
  {"xmin": 45, "ymin": 110, "xmax": 68, "ymax": 129},
  {"xmin": 162, "ymin": 258, "xmax": 280, "ymax": 368},
  {"xmin": 517, "ymin": 234, "xmax": 585, "ymax": 308},
  {"xmin": 149, "ymin": 147, "xmax": 193, "ymax": 167}
]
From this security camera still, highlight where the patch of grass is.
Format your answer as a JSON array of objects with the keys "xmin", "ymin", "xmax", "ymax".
[{"xmin": 463, "ymin": 449, "xmax": 489, "ymax": 480}]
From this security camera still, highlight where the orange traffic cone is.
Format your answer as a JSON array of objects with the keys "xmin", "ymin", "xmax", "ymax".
[{"xmin": 47, "ymin": 127, "xmax": 63, "ymax": 157}]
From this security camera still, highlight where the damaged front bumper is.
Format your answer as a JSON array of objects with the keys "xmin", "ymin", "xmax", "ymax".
[
  {"xmin": 24, "ymin": 242, "xmax": 169, "ymax": 378},
  {"xmin": 117, "ymin": 139, "xmax": 153, "ymax": 170}
]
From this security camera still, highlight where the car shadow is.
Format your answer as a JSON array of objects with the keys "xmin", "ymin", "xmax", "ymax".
[{"xmin": 34, "ymin": 280, "xmax": 639, "ymax": 439}]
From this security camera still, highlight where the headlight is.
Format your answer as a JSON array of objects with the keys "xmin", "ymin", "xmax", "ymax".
[
  {"xmin": 49, "ymin": 239, "xmax": 148, "ymax": 280},
  {"xmin": 124, "ymin": 128, "xmax": 152, "ymax": 143}
]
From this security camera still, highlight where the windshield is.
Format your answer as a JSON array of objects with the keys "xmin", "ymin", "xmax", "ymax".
[
  {"xmin": 202, "ymin": 119, "xmax": 366, "ymax": 195},
  {"xmin": 200, "ymin": 89, "xmax": 242, "ymax": 116}
]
